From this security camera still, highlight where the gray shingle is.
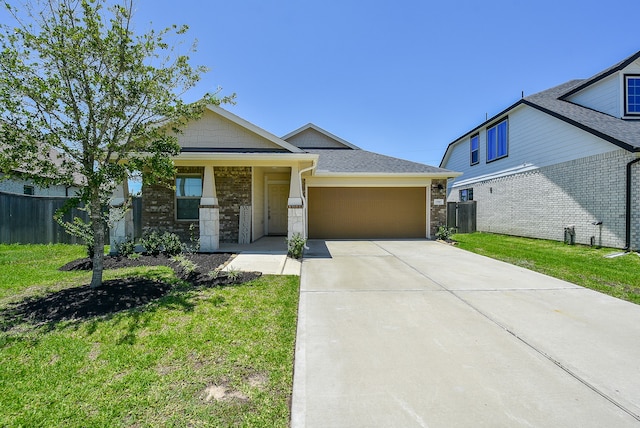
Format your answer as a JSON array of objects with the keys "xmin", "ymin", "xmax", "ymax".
[
  {"xmin": 306, "ymin": 148, "xmax": 456, "ymax": 174},
  {"xmin": 524, "ymin": 80, "xmax": 640, "ymax": 151}
]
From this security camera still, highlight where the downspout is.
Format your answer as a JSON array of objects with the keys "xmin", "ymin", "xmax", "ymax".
[
  {"xmin": 298, "ymin": 160, "xmax": 317, "ymax": 241},
  {"xmin": 625, "ymin": 156, "xmax": 640, "ymax": 250}
]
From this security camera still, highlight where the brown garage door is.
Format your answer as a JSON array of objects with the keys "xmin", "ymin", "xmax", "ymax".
[{"xmin": 308, "ymin": 187, "xmax": 426, "ymax": 239}]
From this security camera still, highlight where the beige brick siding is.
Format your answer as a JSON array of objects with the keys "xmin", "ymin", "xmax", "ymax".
[{"xmin": 448, "ymin": 150, "xmax": 640, "ymax": 250}]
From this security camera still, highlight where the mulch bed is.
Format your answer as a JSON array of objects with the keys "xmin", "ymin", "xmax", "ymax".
[{"xmin": 3, "ymin": 253, "xmax": 262, "ymax": 327}]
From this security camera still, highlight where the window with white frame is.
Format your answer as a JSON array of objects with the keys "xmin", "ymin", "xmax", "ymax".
[
  {"xmin": 470, "ymin": 134, "xmax": 479, "ymax": 165},
  {"xmin": 486, "ymin": 118, "xmax": 508, "ymax": 162},
  {"xmin": 175, "ymin": 175, "xmax": 202, "ymax": 220},
  {"xmin": 625, "ymin": 75, "xmax": 640, "ymax": 116}
]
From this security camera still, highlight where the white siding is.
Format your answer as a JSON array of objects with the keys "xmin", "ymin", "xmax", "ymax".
[
  {"xmin": 566, "ymin": 73, "xmax": 620, "ymax": 117},
  {"xmin": 0, "ymin": 174, "xmax": 76, "ymax": 197},
  {"xmin": 178, "ymin": 110, "xmax": 283, "ymax": 150},
  {"xmin": 443, "ymin": 104, "xmax": 618, "ymax": 188}
]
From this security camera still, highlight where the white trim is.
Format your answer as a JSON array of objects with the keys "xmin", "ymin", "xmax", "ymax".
[
  {"xmin": 451, "ymin": 163, "xmax": 539, "ymax": 188},
  {"xmin": 425, "ymin": 181, "xmax": 431, "ymax": 239},
  {"xmin": 175, "ymin": 153, "xmax": 318, "ymax": 164},
  {"xmin": 281, "ymin": 123, "xmax": 361, "ymax": 150}
]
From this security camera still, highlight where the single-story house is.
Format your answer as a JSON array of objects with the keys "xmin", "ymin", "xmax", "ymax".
[
  {"xmin": 440, "ymin": 50, "xmax": 640, "ymax": 250},
  {"xmin": 0, "ymin": 146, "xmax": 82, "ymax": 197},
  {"xmin": 111, "ymin": 105, "xmax": 459, "ymax": 251}
]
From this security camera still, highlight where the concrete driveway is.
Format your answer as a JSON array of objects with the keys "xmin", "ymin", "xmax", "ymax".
[{"xmin": 291, "ymin": 240, "xmax": 640, "ymax": 427}]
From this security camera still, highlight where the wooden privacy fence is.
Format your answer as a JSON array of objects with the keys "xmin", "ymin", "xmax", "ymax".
[
  {"xmin": 0, "ymin": 191, "xmax": 142, "ymax": 245},
  {"xmin": 447, "ymin": 200, "xmax": 477, "ymax": 234}
]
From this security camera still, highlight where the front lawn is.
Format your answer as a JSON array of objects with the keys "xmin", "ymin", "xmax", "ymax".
[
  {"xmin": 453, "ymin": 233, "xmax": 640, "ymax": 305},
  {"xmin": 0, "ymin": 244, "xmax": 299, "ymax": 427}
]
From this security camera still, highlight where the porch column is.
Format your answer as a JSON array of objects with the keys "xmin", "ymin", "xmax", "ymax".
[
  {"xmin": 199, "ymin": 165, "xmax": 220, "ymax": 252},
  {"xmin": 288, "ymin": 165, "xmax": 304, "ymax": 240},
  {"xmin": 109, "ymin": 180, "xmax": 133, "ymax": 255}
]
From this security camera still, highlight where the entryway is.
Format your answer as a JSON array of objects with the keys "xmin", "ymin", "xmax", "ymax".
[{"xmin": 267, "ymin": 182, "xmax": 288, "ymax": 235}]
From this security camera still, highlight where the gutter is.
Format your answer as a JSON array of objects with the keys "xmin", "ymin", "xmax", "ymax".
[{"xmin": 625, "ymin": 156, "xmax": 640, "ymax": 250}]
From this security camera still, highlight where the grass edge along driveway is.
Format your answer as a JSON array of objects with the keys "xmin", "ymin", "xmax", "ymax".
[
  {"xmin": 453, "ymin": 232, "xmax": 640, "ymax": 305},
  {"xmin": 0, "ymin": 244, "xmax": 299, "ymax": 427}
]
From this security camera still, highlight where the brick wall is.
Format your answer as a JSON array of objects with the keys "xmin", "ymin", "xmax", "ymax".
[
  {"xmin": 142, "ymin": 166, "xmax": 253, "ymax": 243},
  {"xmin": 141, "ymin": 167, "xmax": 202, "ymax": 241},
  {"xmin": 447, "ymin": 150, "xmax": 640, "ymax": 249},
  {"xmin": 430, "ymin": 179, "xmax": 447, "ymax": 237},
  {"xmin": 215, "ymin": 167, "xmax": 252, "ymax": 243}
]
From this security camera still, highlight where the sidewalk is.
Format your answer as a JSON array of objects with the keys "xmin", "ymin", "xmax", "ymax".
[{"xmin": 219, "ymin": 236, "xmax": 301, "ymax": 275}]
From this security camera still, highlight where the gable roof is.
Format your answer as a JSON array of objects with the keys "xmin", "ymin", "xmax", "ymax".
[
  {"xmin": 440, "ymin": 55, "xmax": 640, "ymax": 167},
  {"xmin": 179, "ymin": 105, "xmax": 304, "ymax": 153},
  {"xmin": 282, "ymin": 123, "xmax": 360, "ymax": 149},
  {"xmin": 560, "ymin": 50, "xmax": 640, "ymax": 99}
]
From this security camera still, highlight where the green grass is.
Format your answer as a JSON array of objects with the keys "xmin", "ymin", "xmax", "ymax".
[
  {"xmin": 0, "ymin": 244, "xmax": 300, "ymax": 427},
  {"xmin": 453, "ymin": 233, "xmax": 640, "ymax": 304}
]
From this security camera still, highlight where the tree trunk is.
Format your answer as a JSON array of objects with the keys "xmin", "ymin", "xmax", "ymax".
[{"xmin": 89, "ymin": 196, "xmax": 105, "ymax": 289}]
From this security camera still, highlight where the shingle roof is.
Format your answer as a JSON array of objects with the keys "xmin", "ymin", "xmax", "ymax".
[
  {"xmin": 523, "ymin": 80, "xmax": 640, "ymax": 151},
  {"xmin": 441, "ymin": 64, "xmax": 640, "ymax": 167},
  {"xmin": 306, "ymin": 148, "xmax": 457, "ymax": 175}
]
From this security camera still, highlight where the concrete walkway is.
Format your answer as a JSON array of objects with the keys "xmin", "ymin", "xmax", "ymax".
[
  {"xmin": 219, "ymin": 236, "xmax": 300, "ymax": 275},
  {"xmin": 292, "ymin": 240, "xmax": 640, "ymax": 427}
]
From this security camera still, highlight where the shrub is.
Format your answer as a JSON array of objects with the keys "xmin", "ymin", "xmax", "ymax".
[
  {"xmin": 140, "ymin": 230, "xmax": 184, "ymax": 256},
  {"xmin": 116, "ymin": 237, "xmax": 137, "ymax": 257},
  {"xmin": 186, "ymin": 223, "xmax": 200, "ymax": 254},
  {"xmin": 436, "ymin": 226, "xmax": 456, "ymax": 241},
  {"xmin": 286, "ymin": 233, "xmax": 306, "ymax": 259},
  {"xmin": 161, "ymin": 231, "xmax": 183, "ymax": 256},
  {"xmin": 227, "ymin": 267, "xmax": 241, "ymax": 281},
  {"xmin": 140, "ymin": 230, "xmax": 163, "ymax": 256}
]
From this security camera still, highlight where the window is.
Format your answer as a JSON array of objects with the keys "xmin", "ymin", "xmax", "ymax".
[
  {"xmin": 175, "ymin": 175, "xmax": 202, "ymax": 220},
  {"xmin": 625, "ymin": 75, "xmax": 640, "ymax": 116},
  {"xmin": 460, "ymin": 188, "xmax": 473, "ymax": 202},
  {"xmin": 470, "ymin": 134, "xmax": 479, "ymax": 165},
  {"xmin": 486, "ymin": 119, "xmax": 508, "ymax": 162},
  {"xmin": 23, "ymin": 185, "xmax": 34, "ymax": 195}
]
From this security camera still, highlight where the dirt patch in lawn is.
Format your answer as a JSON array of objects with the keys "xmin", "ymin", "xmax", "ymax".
[{"xmin": 2, "ymin": 253, "xmax": 261, "ymax": 327}]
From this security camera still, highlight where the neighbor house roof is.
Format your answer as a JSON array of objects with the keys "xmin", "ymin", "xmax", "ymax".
[{"xmin": 440, "ymin": 53, "xmax": 640, "ymax": 167}]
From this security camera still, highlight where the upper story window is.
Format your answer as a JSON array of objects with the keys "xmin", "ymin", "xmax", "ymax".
[
  {"xmin": 470, "ymin": 134, "xmax": 479, "ymax": 165},
  {"xmin": 625, "ymin": 75, "xmax": 640, "ymax": 116},
  {"xmin": 175, "ymin": 175, "xmax": 202, "ymax": 220},
  {"xmin": 486, "ymin": 118, "xmax": 508, "ymax": 162},
  {"xmin": 23, "ymin": 185, "xmax": 34, "ymax": 195}
]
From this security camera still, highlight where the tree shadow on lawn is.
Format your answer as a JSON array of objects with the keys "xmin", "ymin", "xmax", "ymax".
[{"xmin": 0, "ymin": 253, "xmax": 261, "ymax": 332}]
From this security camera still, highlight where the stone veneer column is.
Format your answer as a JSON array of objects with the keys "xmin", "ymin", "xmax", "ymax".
[
  {"xmin": 199, "ymin": 165, "xmax": 220, "ymax": 252},
  {"xmin": 109, "ymin": 180, "xmax": 132, "ymax": 255},
  {"xmin": 288, "ymin": 165, "xmax": 305, "ymax": 240}
]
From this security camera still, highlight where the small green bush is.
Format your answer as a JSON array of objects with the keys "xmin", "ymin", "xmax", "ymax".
[
  {"xmin": 287, "ymin": 233, "xmax": 306, "ymax": 259},
  {"xmin": 140, "ymin": 230, "xmax": 184, "ymax": 256},
  {"xmin": 161, "ymin": 231, "xmax": 184, "ymax": 256},
  {"xmin": 436, "ymin": 226, "xmax": 456, "ymax": 241},
  {"xmin": 116, "ymin": 237, "xmax": 137, "ymax": 257},
  {"xmin": 140, "ymin": 230, "xmax": 163, "ymax": 256}
]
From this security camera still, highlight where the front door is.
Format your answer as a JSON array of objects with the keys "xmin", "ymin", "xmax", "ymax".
[{"xmin": 268, "ymin": 183, "xmax": 288, "ymax": 235}]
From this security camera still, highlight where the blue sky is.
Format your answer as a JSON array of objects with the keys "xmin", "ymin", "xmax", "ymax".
[
  {"xmin": 132, "ymin": 0, "xmax": 639, "ymax": 167},
  {"xmin": 6, "ymin": 0, "xmax": 640, "ymax": 169}
]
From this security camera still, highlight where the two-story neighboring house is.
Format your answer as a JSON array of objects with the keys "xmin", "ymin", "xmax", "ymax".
[{"xmin": 440, "ymin": 50, "xmax": 640, "ymax": 250}]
